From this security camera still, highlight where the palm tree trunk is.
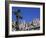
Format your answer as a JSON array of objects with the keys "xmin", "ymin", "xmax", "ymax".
[{"xmin": 16, "ymin": 16, "xmax": 19, "ymax": 30}]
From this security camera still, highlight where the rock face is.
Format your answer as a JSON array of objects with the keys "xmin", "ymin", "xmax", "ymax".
[
  {"xmin": 33, "ymin": 18, "xmax": 40, "ymax": 27},
  {"xmin": 12, "ymin": 18, "xmax": 40, "ymax": 31}
]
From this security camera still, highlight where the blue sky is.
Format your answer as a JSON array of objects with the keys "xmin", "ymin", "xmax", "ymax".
[{"xmin": 12, "ymin": 7, "xmax": 40, "ymax": 22}]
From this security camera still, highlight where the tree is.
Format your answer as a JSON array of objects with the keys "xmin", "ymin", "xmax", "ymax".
[{"xmin": 14, "ymin": 9, "xmax": 23, "ymax": 30}]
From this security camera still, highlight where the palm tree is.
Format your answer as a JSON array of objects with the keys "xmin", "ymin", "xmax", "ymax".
[{"xmin": 13, "ymin": 9, "xmax": 23, "ymax": 30}]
